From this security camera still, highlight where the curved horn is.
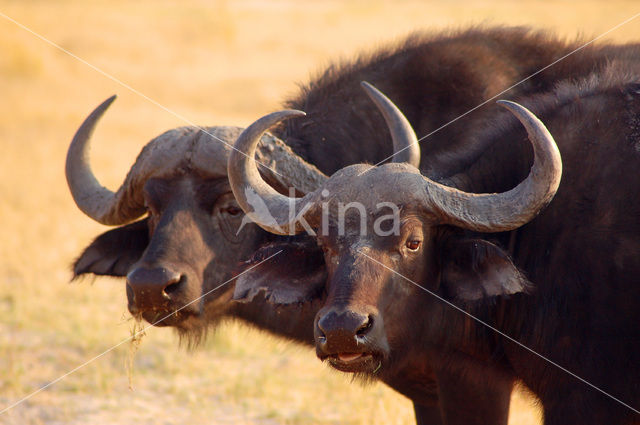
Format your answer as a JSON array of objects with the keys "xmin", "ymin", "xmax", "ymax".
[
  {"xmin": 65, "ymin": 96, "xmax": 147, "ymax": 225},
  {"xmin": 252, "ymin": 133, "xmax": 328, "ymax": 195},
  {"xmin": 361, "ymin": 81, "xmax": 421, "ymax": 167},
  {"xmin": 228, "ymin": 110, "xmax": 318, "ymax": 235},
  {"xmin": 423, "ymin": 100, "xmax": 562, "ymax": 232}
]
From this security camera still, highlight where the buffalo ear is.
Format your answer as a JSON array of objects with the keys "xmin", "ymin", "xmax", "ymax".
[
  {"xmin": 233, "ymin": 238, "xmax": 326, "ymax": 305},
  {"xmin": 73, "ymin": 218, "xmax": 149, "ymax": 278},
  {"xmin": 440, "ymin": 238, "xmax": 530, "ymax": 302}
]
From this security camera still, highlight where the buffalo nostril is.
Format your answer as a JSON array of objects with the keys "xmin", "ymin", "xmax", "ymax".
[
  {"xmin": 317, "ymin": 327, "xmax": 327, "ymax": 341},
  {"xmin": 316, "ymin": 319, "xmax": 327, "ymax": 344},
  {"xmin": 162, "ymin": 276, "xmax": 182, "ymax": 298},
  {"xmin": 317, "ymin": 315, "xmax": 330, "ymax": 336},
  {"xmin": 356, "ymin": 315, "xmax": 374, "ymax": 338},
  {"xmin": 126, "ymin": 282, "xmax": 136, "ymax": 303}
]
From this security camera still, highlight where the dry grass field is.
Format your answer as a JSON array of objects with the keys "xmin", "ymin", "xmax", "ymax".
[{"xmin": 0, "ymin": 1, "xmax": 638, "ymax": 424}]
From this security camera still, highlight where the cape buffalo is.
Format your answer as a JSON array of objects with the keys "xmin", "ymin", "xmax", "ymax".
[
  {"xmin": 229, "ymin": 63, "xmax": 640, "ymax": 425},
  {"xmin": 68, "ymin": 27, "xmax": 640, "ymax": 424}
]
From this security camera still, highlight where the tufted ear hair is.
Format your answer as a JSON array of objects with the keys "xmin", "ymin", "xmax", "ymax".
[
  {"xmin": 233, "ymin": 237, "xmax": 326, "ymax": 305},
  {"xmin": 72, "ymin": 218, "xmax": 149, "ymax": 279},
  {"xmin": 439, "ymin": 238, "xmax": 531, "ymax": 302}
]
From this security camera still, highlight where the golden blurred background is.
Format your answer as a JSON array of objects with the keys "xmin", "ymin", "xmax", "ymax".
[{"xmin": 1, "ymin": 1, "xmax": 638, "ymax": 424}]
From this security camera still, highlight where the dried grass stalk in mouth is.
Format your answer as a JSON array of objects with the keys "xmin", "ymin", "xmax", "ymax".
[{"xmin": 126, "ymin": 314, "xmax": 146, "ymax": 390}]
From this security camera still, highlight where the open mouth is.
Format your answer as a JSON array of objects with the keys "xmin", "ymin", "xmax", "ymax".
[
  {"xmin": 337, "ymin": 353, "xmax": 366, "ymax": 362},
  {"xmin": 323, "ymin": 352, "xmax": 381, "ymax": 373}
]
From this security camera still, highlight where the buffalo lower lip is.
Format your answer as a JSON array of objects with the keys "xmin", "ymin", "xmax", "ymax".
[
  {"xmin": 326, "ymin": 353, "xmax": 378, "ymax": 373},
  {"xmin": 328, "ymin": 353, "xmax": 375, "ymax": 365},
  {"xmin": 337, "ymin": 353, "xmax": 364, "ymax": 362}
]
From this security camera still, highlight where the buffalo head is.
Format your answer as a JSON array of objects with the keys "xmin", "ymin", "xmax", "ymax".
[
  {"xmin": 228, "ymin": 85, "xmax": 561, "ymax": 374},
  {"xmin": 66, "ymin": 95, "xmax": 327, "ymax": 331}
]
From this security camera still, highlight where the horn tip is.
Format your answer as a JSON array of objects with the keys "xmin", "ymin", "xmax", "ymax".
[
  {"xmin": 278, "ymin": 109, "xmax": 306, "ymax": 119},
  {"xmin": 497, "ymin": 100, "xmax": 542, "ymax": 124},
  {"xmin": 497, "ymin": 100, "xmax": 537, "ymax": 119},
  {"xmin": 496, "ymin": 99, "xmax": 521, "ymax": 111},
  {"xmin": 360, "ymin": 81, "xmax": 379, "ymax": 95},
  {"xmin": 100, "ymin": 95, "xmax": 117, "ymax": 110},
  {"xmin": 360, "ymin": 80, "xmax": 373, "ymax": 89}
]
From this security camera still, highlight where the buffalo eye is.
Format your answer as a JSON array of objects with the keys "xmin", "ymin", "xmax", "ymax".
[
  {"xmin": 406, "ymin": 240, "xmax": 422, "ymax": 251},
  {"xmin": 222, "ymin": 206, "xmax": 242, "ymax": 216}
]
